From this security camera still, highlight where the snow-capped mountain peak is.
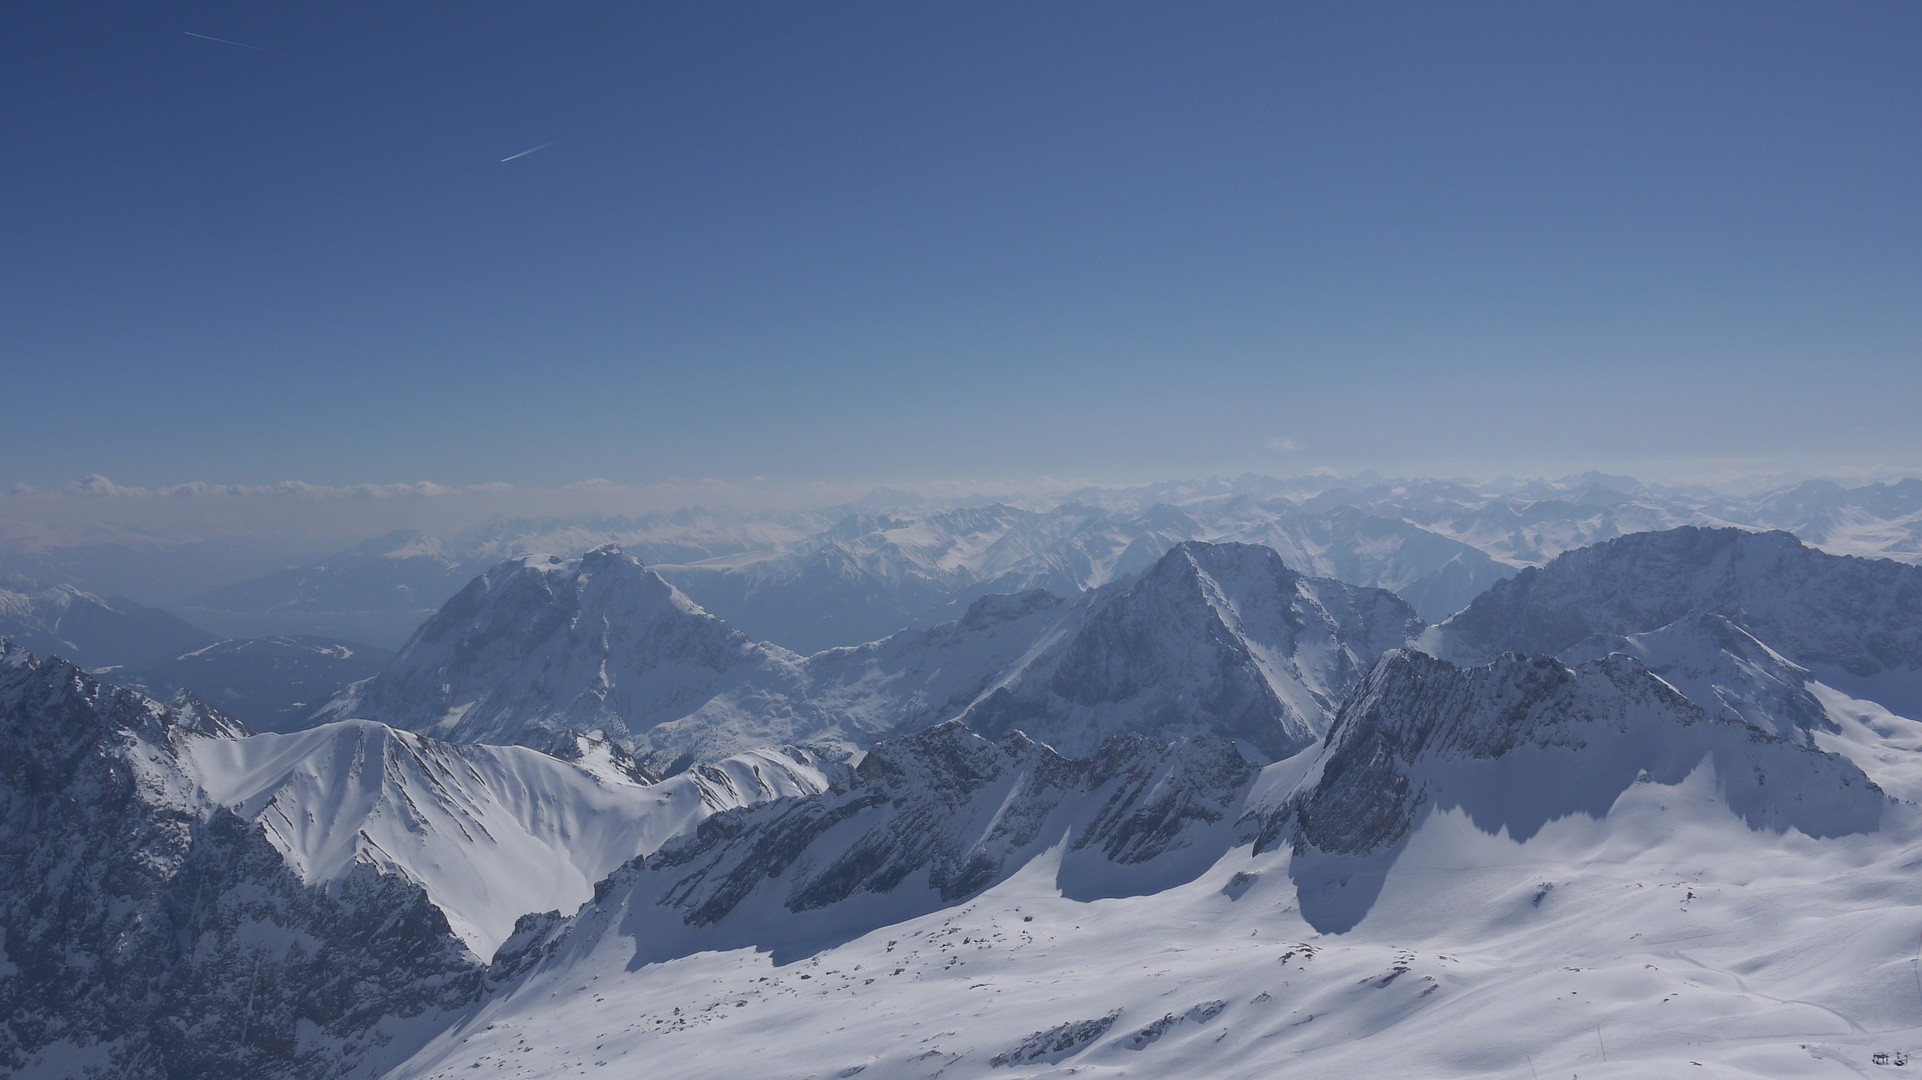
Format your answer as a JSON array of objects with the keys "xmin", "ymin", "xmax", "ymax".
[
  {"xmin": 314, "ymin": 547, "xmax": 797, "ymax": 750},
  {"xmin": 956, "ymin": 541, "xmax": 1423, "ymax": 759}
]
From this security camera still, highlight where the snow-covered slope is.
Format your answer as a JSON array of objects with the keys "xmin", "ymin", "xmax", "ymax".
[
  {"xmin": 319, "ymin": 541, "xmax": 1419, "ymax": 767},
  {"xmin": 1744, "ymin": 477, "xmax": 1922, "ymax": 564},
  {"xmin": 180, "ymin": 722, "xmax": 836, "ymax": 954},
  {"xmin": 317, "ymin": 546, "xmax": 802, "ymax": 750},
  {"xmin": 387, "ymin": 647, "xmax": 1901, "ymax": 1080},
  {"xmin": 0, "ymin": 636, "xmax": 837, "ymax": 1079},
  {"xmin": 1434, "ymin": 526, "xmax": 1922, "ymax": 717},
  {"xmin": 440, "ymin": 719, "xmax": 1262, "ymax": 983},
  {"xmin": 642, "ymin": 588, "xmax": 1083, "ymax": 765},
  {"xmin": 956, "ymin": 542, "xmax": 1421, "ymax": 759},
  {"xmin": 0, "ymin": 577, "xmax": 212, "ymax": 669},
  {"xmin": 0, "ymin": 638, "xmax": 477, "ymax": 1080},
  {"xmin": 1561, "ymin": 611, "xmax": 1833, "ymax": 744},
  {"xmin": 1274, "ymin": 650, "xmax": 1884, "ymax": 930}
]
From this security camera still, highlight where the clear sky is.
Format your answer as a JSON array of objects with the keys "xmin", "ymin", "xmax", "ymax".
[{"xmin": 3, "ymin": 2, "xmax": 1917, "ymax": 489}]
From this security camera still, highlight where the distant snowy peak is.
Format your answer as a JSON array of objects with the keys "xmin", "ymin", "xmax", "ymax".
[
  {"xmin": 318, "ymin": 540, "xmax": 1427, "ymax": 767},
  {"xmin": 1435, "ymin": 526, "xmax": 1922, "ymax": 716},
  {"xmin": 366, "ymin": 528, "xmax": 455, "ymax": 562},
  {"xmin": 957, "ymin": 542, "xmax": 1423, "ymax": 760},
  {"xmin": 1754, "ymin": 477, "xmax": 1922, "ymax": 563},
  {"xmin": 318, "ymin": 545, "xmax": 795, "ymax": 750},
  {"xmin": 649, "ymin": 498, "xmax": 1500, "ymax": 650},
  {"xmin": 640, "ymin": 587, "xmax": 1080, "ymax": 766}
]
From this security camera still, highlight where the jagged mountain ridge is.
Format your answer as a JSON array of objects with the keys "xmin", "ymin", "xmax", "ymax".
[
  {"xmin": 320, "ymin": 542, "xmax": 1421, "ymax": 766},
  {"xmin": 956, "ymin": 542, "xmax": 1422, "ymax": 759},
  {"xmin": 0, "ymin": 638, "xmax": 475, "ymax": 1080},
  {"xmin": 484, "ymin": 721, "xmax": 1259, "ymax": 980},
  {"xmin": 1435, "ymin": 526, "xmax": 1922, "ymax": 716},
  {"xmin": 387, "ymin": 643, "xmax": 1898, "ymax": 1080},
  {"xmin": 181, "ymin": 720, "xmax": 837, "ymax": 954},
  {"xmin": 1560, "ymin": 610, "xmax": 1834, "ymax": 744},
  {"xmin": 0, "ymin": 638, "xmax": 834, "ymax": 1079}
]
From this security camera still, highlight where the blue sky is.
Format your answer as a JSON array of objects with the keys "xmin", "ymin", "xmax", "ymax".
[{"xmin": 3, "ymin": 2, "xmax": 1917, "ymax": 488}]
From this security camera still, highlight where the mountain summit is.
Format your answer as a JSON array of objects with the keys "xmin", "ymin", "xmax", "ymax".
[
  {"xmin": 316, "ymin": 546, "xmax": 795, "ymax": 750},
  {"xmin": 957, "ymin": 541, "xmax": 1421, "ymax": 759}
]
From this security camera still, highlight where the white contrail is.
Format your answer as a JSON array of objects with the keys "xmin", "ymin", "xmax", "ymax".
[
  {"xmin": 500, "ymin": 138, "xmax": 563, "ymax": 163},
  {"xmin": 182, "ymin": 31, "xmax": 274, "ymax": 53}
]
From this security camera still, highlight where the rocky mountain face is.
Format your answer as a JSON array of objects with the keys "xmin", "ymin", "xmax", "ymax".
[
  {"xmin": 1262, "ymin": 648, "xmax": 1887, "ymax": 932},
  {"xmin": 0, "ymin": 577, "xmax": 213, "ymax": 670},
  {"xmin": 482, "ymin": 719, "xmax": 1260, "ymax": 974},
  {"xmin": 18, "ymin": 479, "xmax": 1922, "ymax": 1080},
  {"xmin": 0, "ymin": 639, "xmax": 478, "ymax": 1080},
  {"xmin": 958, "ymin": 542, "xmax": 1422, "ymax": 760},
  {"xmin": 1434, "ymin": 526, "xmax": 1922, "ymax": 716},
  {"xmin": 396, "ymin": 640, "xmax": 1899, "ymax": 1080},
  {"xmin": 0, "ymin": 637, "xmax": 836, "ymax": 1079},
  {"xmin": 1286, "ymin": 650, "xmax": 1883, "ymax": 855},
  {"xmin": 180, "ymin": 720, "xmax": 838, "ymax": 955},
  {"xmin": 642, "ymin": 587, "xmax": 1082, "ymax": 766},
  {"xmin": 1560, "ymin": 610, "xmax": 1833, "ymax": 744},
  {"xmin": 316, "ymin": 547, "xmax": 799, "ymax": 750},
  {"xmin": 317, "ymin": 541, "xmax": 1420, "ymax": 768}
]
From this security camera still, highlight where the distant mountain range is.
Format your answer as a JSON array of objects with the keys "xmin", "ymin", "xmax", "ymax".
[
  {"xmin": 316, "ymin": 542, "xmax": 1421, "ymax": 766},
  {"xmin": 156, "ymin": 474, "xmax": 1922, "ymax": 655},
  {"xmin": 113, "ymin": 635, "xmax": 393, "ymax": 733},
  {"xmin": 1433, "ymin": 525, "xmax": 1922, "ymax": 717},
  {"xmin": 10, "ymin": 513, "xmax": 1922, "ymax": 1077},
  {"xmin": 313, "ymin": 524, "xmax": 1922, "ymax": 773},
  {"xmin": 0, "ymin": 576, "xmax": 213, "ymax": 668},
  {"xmin": 179, "ymin": 530, "xmax": 471, "ymax": 646}
]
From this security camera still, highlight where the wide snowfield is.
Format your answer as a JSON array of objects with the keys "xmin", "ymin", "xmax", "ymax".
[{"xmin": 388, "ymin": 763, "xmax": 1922, "ymax": 1079}]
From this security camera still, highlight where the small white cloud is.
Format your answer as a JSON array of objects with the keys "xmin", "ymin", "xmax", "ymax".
[{"xmin": 1265, "ymin": 437, "xmax": 1301, "ymax": 453}]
